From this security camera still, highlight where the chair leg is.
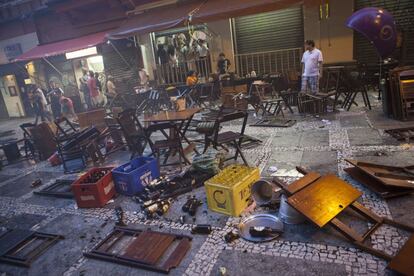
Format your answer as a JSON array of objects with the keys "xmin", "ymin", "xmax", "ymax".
[
  {"xmin": 203, "ymin": 138, "xmax": 210, "ymax": 153},
  {"xmin": 234, "ymin": 141, "xmax": 248, "ymax": 166}
]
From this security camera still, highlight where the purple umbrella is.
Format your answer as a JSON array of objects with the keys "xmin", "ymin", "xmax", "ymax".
[{"xmin": 346, "ymin": 7, "xmax": 397, "ymax": 58}]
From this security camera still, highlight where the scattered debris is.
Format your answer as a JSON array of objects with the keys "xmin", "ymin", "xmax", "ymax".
[
  {"xmin": 115, "ymin": 206, "xmax": 126, "ymax": 226},
  {"xmin": 218, "ymin": 266, "xmax": 228, "ymax": 276},
  {"xmin": 30, "ymin": 179, "xmax": 42, "ymax": 188},
  {"xmin": 224, "ymin": 231, "xmax": 239, "ymax": 243},
  {"xmin": 191, "ymin": 224, "xmax": 212, "ymax": 235}
]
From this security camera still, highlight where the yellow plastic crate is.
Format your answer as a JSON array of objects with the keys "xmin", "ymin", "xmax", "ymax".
[{"xmin": 204, "ymin": 164, "xmax": 260, "ymax": 216}]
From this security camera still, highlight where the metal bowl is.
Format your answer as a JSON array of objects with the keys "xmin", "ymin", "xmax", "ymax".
[{"xmin": 238, "ymin": 213, "xmax": 283, "ymax": 242}]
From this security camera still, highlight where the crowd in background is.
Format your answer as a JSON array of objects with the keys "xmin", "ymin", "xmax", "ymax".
[{"xmin": 27, "ymin": 68, "xmax": 118, "ymax": 125}]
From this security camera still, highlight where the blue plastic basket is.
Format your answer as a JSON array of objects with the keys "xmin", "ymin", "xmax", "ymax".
[{"xmin": 112, "ymin": 157, "xmax": 160, "ymax": 196}]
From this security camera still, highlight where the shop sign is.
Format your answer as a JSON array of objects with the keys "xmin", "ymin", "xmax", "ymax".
[{"xmin": 4, "ymin": 43, "xmax": 22, "ymax": 61}]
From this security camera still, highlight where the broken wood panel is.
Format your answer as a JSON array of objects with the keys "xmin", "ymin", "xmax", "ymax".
[
  {"xmin": 346, "ymin": 159, "xmax": 414, "ymax": 189},
  {"xmin": 344, "ymin": 167, "xmax": 412, "ymax": 199}
]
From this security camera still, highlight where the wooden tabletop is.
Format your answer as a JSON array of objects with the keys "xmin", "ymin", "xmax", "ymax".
[
  {"xmin": 143, "ymin": 108, "xmax": 201, "ymax": 123},
  {"xmin": 287, "ymin": 174, "xmax": 362, "ymax": 228}
]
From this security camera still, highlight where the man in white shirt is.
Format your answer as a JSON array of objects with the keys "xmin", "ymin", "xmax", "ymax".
[{"xmin": 301, "ymin": 40, "xmax": 323, "ymax": 94}]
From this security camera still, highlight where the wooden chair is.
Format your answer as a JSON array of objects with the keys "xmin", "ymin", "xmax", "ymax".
[
  {"xmin": 20, "ymin": 123, "xmax": 37, "ymax": 159},
  {"xmin": 204, "ymin": 111, "xmax": 249, "ymax": 166},
  {"xmin": 54, "ymin": 117, "xmax": 78, "ymax": 140}
]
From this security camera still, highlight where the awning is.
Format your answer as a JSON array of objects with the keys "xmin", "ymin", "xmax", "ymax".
[
  {"xmin": 108, "ymin": 0, "xmax": 304, "ymax": 39},
  {"xmin": 14, "ymin": 31, "xmax": 109, "ymax": 62},
  {"xmin": 107, "ymin": 2, "xmax": 202, "ymax": 39}
]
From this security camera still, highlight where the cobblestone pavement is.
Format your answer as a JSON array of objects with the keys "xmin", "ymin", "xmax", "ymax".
[{"xmin": 0, "ymin": 95, "xmax": 413, "ymax": 276}]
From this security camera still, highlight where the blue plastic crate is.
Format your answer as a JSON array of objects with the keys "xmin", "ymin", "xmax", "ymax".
[{"xmin": 112, "ymin": 157, "xmax": 160, "ymax": 196}]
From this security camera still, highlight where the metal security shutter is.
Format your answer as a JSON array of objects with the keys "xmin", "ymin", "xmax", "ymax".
[
  {"xmin": 354, "ymin": 0, "xmax": 414, "ymax": 65},
  {"xmin": 234, "ymin": 6, "xmax": 304, "ymax": 54},
  {"xmin": 102, "ymin": 39, "xmax": 141, "ymax": 94}
]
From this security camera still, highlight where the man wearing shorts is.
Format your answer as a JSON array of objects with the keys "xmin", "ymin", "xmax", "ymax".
[{"xmin": 301, "ymin": 40, "xmax": 323, "ymax": 94}]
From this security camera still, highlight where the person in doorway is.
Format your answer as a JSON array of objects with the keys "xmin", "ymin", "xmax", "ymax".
[
  {"xmin": 48, "ymin": 80, "xmax": 63, "ymax": 119},
  {"xmin": 186, "ymin": 70, "xmax": 198, "ymax": 86},
  {"xmin": 79, "ymin": 68, "xmax": 91, "ymax": 110},
  {"xmin": 217, "ymin": 53, "xmax": 231, "ymax": 75},
  {"xmin": 94, "ymin": 72, "xmax": 102, "ymax": 93},
  {"xmin": 87, "ymin": 71, "xmax": 100, "ymax": 108},
  {"xmin": 88, "ymin": 71, "xmax": 99, "ymax": 107},
  {"xmin": 301, "ymin": 40, "xmax": 323, "ymax": 94}
]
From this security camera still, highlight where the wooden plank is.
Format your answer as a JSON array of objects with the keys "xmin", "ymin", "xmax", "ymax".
[
  {"xmin": 350, "ymin": 201, "xmax": 382, "ymax": 223},
  {"xmin": 286, "ymin": 172, "xmax": 320, "ymax": 195},
  {"xmin": 288, "ymin": 174, "xmax": 362, "ymax": 227},
  {"xmin": 161, "ymin": 238, "xmax": 191, "ymax": 272},
  {"xmin": 123, "ymin": 232, "xmax": 174, "ymax": 265},
  {"xmin": 388, "ymin": 234, "xmax": 414, "ymax": 275}
]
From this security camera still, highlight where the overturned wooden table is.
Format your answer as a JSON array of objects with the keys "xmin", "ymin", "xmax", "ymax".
[{"xmin": 272, "ymin": 168, "xmax": 414, "ymax": 275}]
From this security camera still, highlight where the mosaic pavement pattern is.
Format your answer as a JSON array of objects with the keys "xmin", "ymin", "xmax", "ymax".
[{"xmin": 0, "ymin": 98, "xmax": 413, "ymax": 276}]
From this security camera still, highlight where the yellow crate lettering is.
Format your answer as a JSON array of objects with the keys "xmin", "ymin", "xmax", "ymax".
[{"xmin": 205, "ymin": 165, "xmax": 260, "ymax": 216}]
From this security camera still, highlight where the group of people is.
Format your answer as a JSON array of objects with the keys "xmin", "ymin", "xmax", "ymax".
[
  {"xmin": 79, "ymin": 69, "xmax": 108, "ymax": 110},
  {"xmin": 29, "ymin": 81, "xmax": 76, "ymax": 124},
  {"xmin": 28, "ymin": 68, "xmax": 118, "ymax": 125}
]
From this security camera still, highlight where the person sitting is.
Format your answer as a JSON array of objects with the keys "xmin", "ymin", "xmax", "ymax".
[{"xmin": 186, "ymin": 70, "xmax": 198, "ymax": 86}]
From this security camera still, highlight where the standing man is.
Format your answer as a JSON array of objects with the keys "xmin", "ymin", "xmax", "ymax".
[
  {"xmin": 79, "ymin": 68, "xmax": 91, "ymax": 110},
  {"xmin": 48, "ymin": 80, "xmax": 63, "ymax": 119},
  {"xmin": 217, "ymin": 53, "xmax": 231, "ymax": 75},
  {"xmin": 301, "ymin": 40, "xmax": 323, "ymax": 94}
]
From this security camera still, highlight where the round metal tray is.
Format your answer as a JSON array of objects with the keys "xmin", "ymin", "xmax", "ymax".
[{"xmin": 238, "ymin": 213, "xmax": 284, "ymax": 242}]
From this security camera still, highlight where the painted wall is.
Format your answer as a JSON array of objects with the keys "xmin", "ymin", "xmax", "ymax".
[{"xmin": 303, "ymin": 0, "xmax": 354, "ymax": 64}]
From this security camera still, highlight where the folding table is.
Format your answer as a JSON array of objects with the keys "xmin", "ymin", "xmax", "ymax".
[{"xmin": 272, "ymin": 168, "xmax": 414, "ymax": 275}]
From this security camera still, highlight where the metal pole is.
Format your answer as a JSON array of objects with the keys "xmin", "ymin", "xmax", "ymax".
[{"xmin": 43, "ymin": 57, "xmax": 63, "ymax": 76}]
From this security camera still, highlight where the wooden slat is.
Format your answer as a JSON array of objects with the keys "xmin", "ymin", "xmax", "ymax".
[
  {"xmin": 285, "ymin": 172, "xmax": 320, "ymax": 195},
  {"xmin": 330, "ymin": 218, "xmax": 363, "ymax": 243},
  {"xmin": 123, "ymin": 232, "xmax": 174, "ymax": 265},
  {"xmin": 161, "ymin": 238, "xmax": 191, "ymax": 272}
]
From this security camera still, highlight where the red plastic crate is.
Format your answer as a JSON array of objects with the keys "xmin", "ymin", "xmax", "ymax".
[{"xmin": 71, "ymin": 167, "xmax": 115, "ymax": 208}]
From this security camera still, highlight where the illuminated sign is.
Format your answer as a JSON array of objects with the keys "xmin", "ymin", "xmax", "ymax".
[{"xmin": 65, "ymin": 46, "xmax": 97, "ymax": 60}]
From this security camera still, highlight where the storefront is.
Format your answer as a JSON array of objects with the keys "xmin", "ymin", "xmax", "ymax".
[
  {"xmin": 15, "ymin": 31, "xmax": 110, "ymax": 112},
  {"xmin": 0, "ymin": 32, "xmax": 39, "ymax": 119}
]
